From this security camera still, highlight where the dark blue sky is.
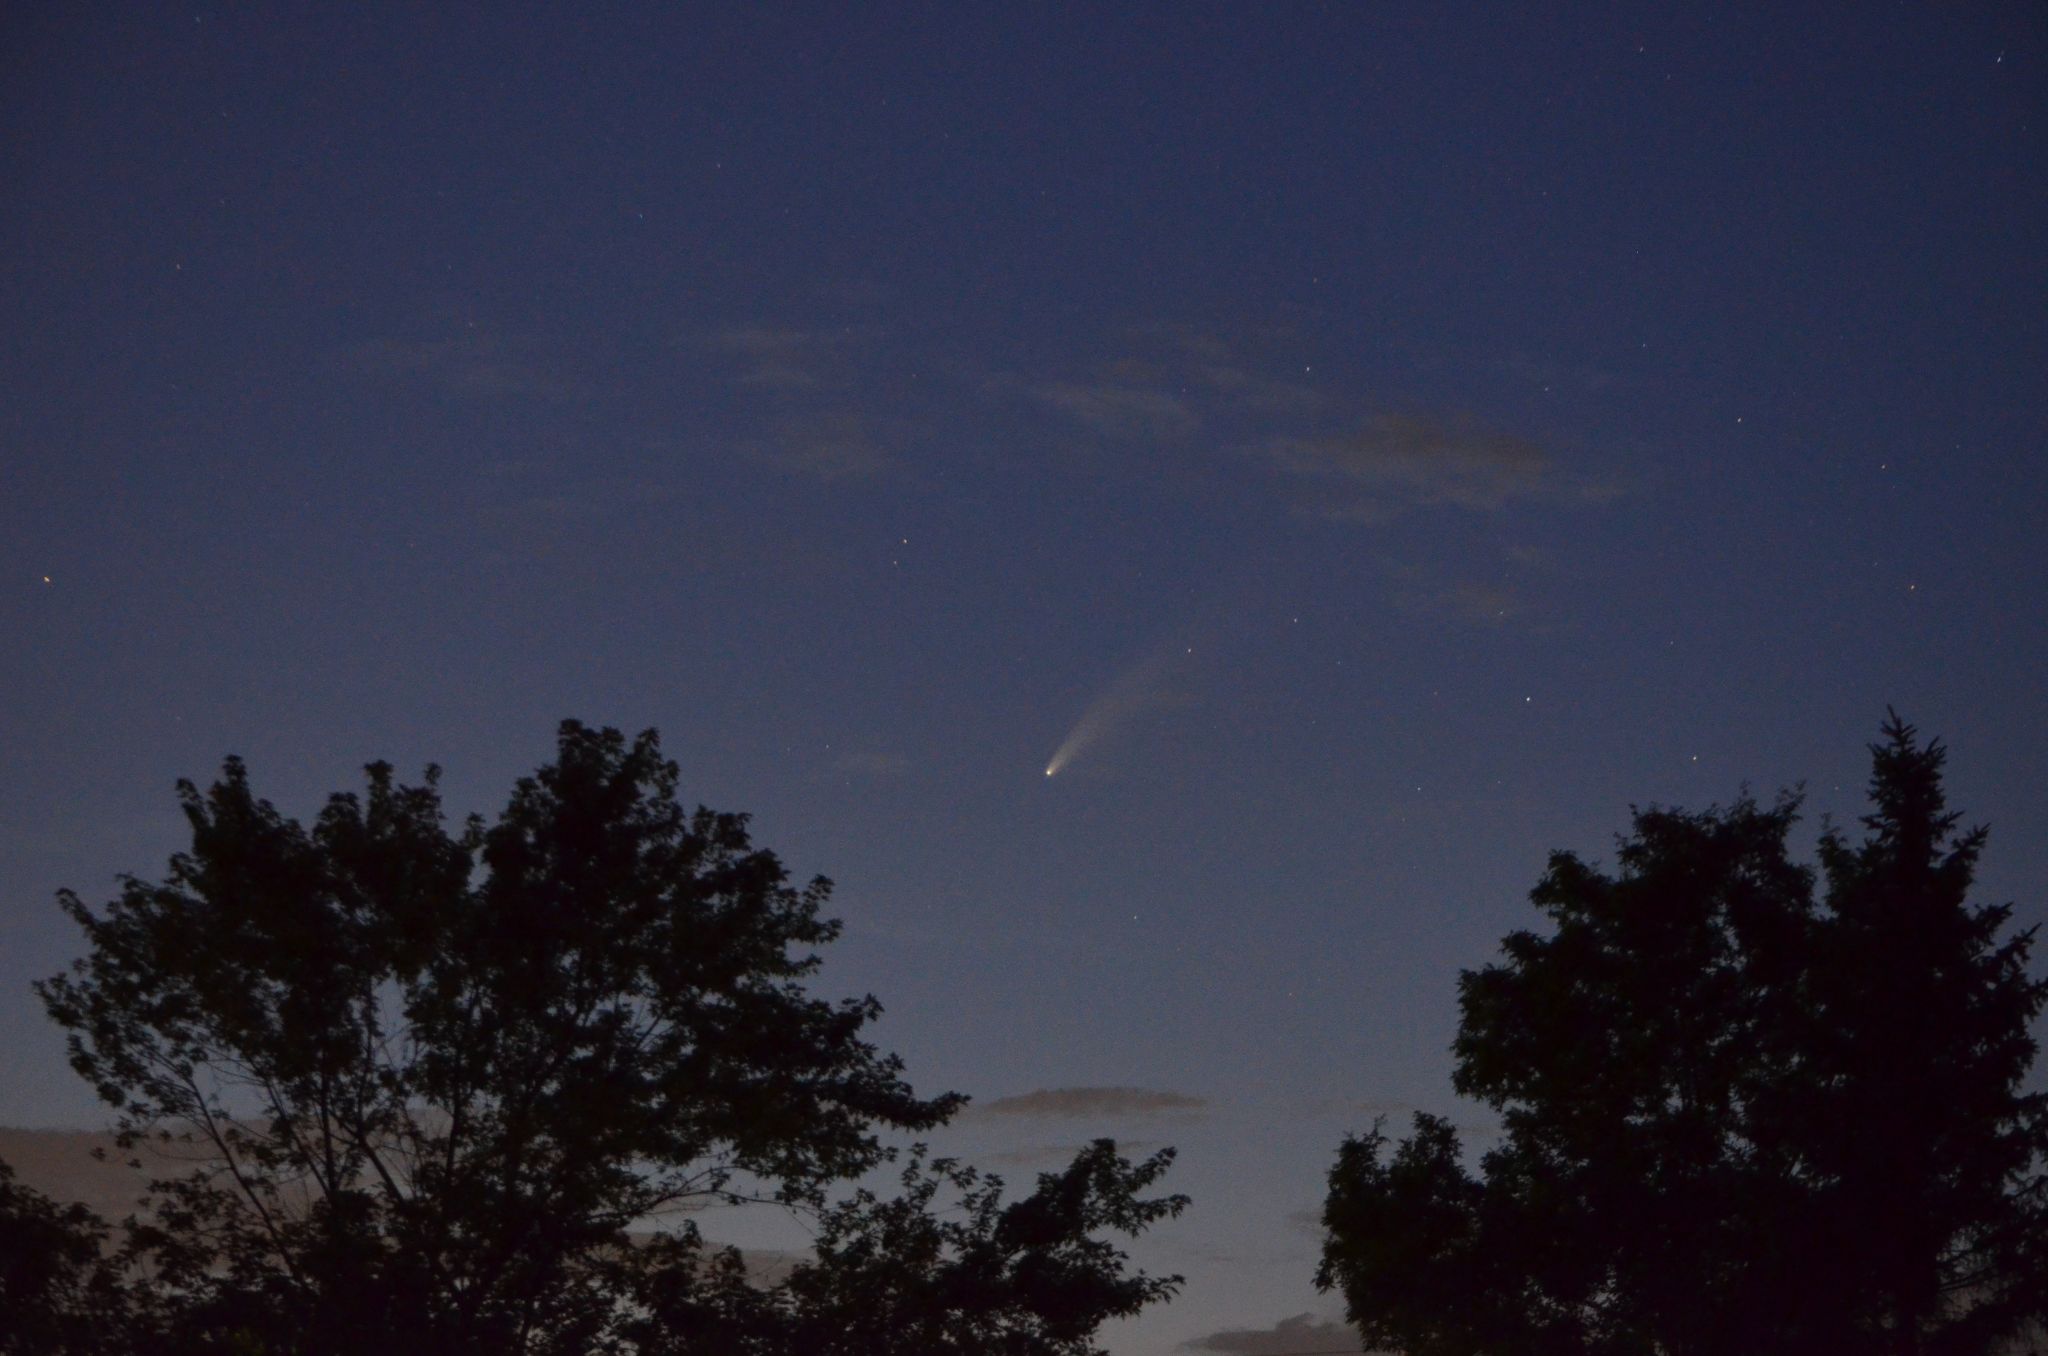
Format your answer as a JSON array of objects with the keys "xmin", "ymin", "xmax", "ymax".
[{"xmin": 4, "ymin": 6, "xmax": 2043, "ymax": 1351}]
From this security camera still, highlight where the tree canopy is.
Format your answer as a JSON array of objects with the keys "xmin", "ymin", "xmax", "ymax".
[
  {"xmin": 19, "ymin": 720, "xmax": 1184, "ymax": 1355},
  {"xmin": 0, "ymin": 1157, "xmax": 122, "ymax": 1356},
  {"xmin": 1318, "ymin": 716, "xmax": 2048, "ymax": 1356}
]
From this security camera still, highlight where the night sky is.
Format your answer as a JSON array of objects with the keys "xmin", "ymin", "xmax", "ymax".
[{"xmin": 4, "ymin": 6, "xmax": 2044, "ymax": 1352}]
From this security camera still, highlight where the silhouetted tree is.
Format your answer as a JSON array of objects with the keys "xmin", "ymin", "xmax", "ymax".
[
  {"xmin": 1793, "ymin": 720, "xmax": 2048, "ymax": 1352},
  {"xmin": 0, "ymin": 1156, "xmax": 130, "ymax": 1354},
  {"xmin": 1318, "ymin": 716, "xmax": 2048, "ymax": 1356},
  {"xmin": 34, "ymin": 721, "xmax": 1181, "ymax": 1354},
  {"xmin": 615, "ymin": 1141, "xmax": 1185, "ymax": 1356}
]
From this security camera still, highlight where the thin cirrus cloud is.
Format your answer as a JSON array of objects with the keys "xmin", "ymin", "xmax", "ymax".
[
  {"xmin": 1023, "ymin": 327, "xmax": 1318, "ymax": 444},
  {"xmin": 700, "ymin": 326, "xmax": 902, "ymax": 480},
  {"xmin": 970, "ymin": 1086, "xmax": 1208, "ymax": 1120},
  {"xmin": 692, "ymin": 318, "xmax": 1624, "ymax": 524},
  {"xmin": 744, "ymin": 409, "xmax": 894, "ymax": 480},
  {"xmin": 826, "ymin": 749, "xmax": 910, "ymax": 779},
  {"xmin": 1386, "ymin": 567, "xmax": 1526, "ymax": 629},
  {"xmin": 1033, "ymin": 380, "xmax": 1203, "ymax": 441},
  {"xmin": 1180, "ymin": 1313, "xmax": 1369, "ymax": 1354},
  {"xmin": 703, "ymin": 325, "xmax": 850, "ymax": 392},
  {"xmin": 1019, "ymin": 328, "xmax": 1620, "ymax": 523},
  {"xmin": 1264, "ymin": 411, "xmax": 1562, "ymax": 517}
]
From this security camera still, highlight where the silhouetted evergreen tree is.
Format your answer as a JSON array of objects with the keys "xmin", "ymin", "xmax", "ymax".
[
  {"xmin": 1318, "ymin": 717, "xmax": 2047, "ymax": 1355},
  {"xmin": 1792, "ymin": 717, "xmax": 2048, "ymax": 1352},
  {"xmin": 33, "ymin": 721, "xmax": 1181, "ymax": 1355}
]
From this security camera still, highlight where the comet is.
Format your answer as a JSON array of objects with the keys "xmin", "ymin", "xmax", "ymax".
[
  {"xmin": 1040, "ymin": 572, "xmax": 1273, "ymax": 781},
  {"xmin": 1042, "ymin": 640, "xmax": 1190, "ymax": 778}
]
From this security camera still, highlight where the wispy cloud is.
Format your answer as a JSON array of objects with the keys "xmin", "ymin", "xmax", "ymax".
[
  {"xmin": 1181, "ymin": 1313, "xmax": 1368, "ymax": 1354},
  {"xmin": 1025, "ymin": 326, "xmax": 1320, "ymax": 445},
  {"xmin": 1137, "ymin": 323, "xmax": 1325, "ymax": 416},
  {"xmin": 746, "ymin": 410, "xmax": 893, "ymax": 480},
  {"xmin": 972, "ymin": 1087, "xmax": 1207, "ymax": 1120},
  {"xmin": 1035, "ymin": 381, "xmax": 1201, "ymax": 441},
  {"xmin": 698, "ymin": 326, "xmax": 902, "ymax": 480},
  {"xmin": 1388, "ymin": 570, "xmax": 1524, "ymax": 627},
  {"xmin": 1020, "ymin": 327, "xmax": 1613, "ymax": 526},
  {"xmin": 1381, "ymin": 537, "xmax": 1567, "ymax": 631},
  {"xmin": 1265, "ymin": 411, "xmax": 1558, "ymax": 515},
  {"xmin": 702, "ymin": 325, "xmax": 871, "ymax": 392},
  {"xmin": 826, "ymin": 749, "xmax": 910, "ymax": 779},
  {"xmin": 696, "ymin": 314, "xmax": 1626, "ymax": 516}
]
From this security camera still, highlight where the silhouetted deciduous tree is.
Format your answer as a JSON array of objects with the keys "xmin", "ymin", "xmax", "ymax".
[
  {"xmin": 1318, "ymin": 716, "xmax": 2048, "ymax": 1356},
  {"xmin": 0, "ymin": 1157, "xmax": 129, "ymax": 1355},
  {"xmin": 616, "ymin": 1141, "xmax": 1186, "ymax": 1356},
  {"xmin": 32, "ymin": 721, "xmax": 1182, "ymax": 1355}
]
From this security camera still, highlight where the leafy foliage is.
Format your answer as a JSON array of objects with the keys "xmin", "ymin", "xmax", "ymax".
[
  {"xmin": 0, "ymin": 1156, "xmax": 127, "ymax": 1355},
  {"xmin": 615, "ymin": 1141, "xmax": 1186, "ymax": 1356},
  {"xmin": 31, "ymin": 721, "xmax": 1182, "ymax": 1354},
  {"xmin": 782, "ymin": 1139, "xmax": 1185, "ymax": 1355},
  {"xmin": 1319, "ymin": 716, "xmax": 2048, "ymax": 1355}
]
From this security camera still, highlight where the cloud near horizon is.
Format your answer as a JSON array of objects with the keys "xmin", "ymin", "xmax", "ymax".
[
  {"xmin": 0, "ymin": 1127, "xmax": 192, "ymax": 1224},
  {"xmin": 971, "ymin": 1087, "xmax": 1207, "ymax": 1120},
  {"xmin": 1181, "ymin": 1312, "xmax": 1368, "ymax": 1354}
]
